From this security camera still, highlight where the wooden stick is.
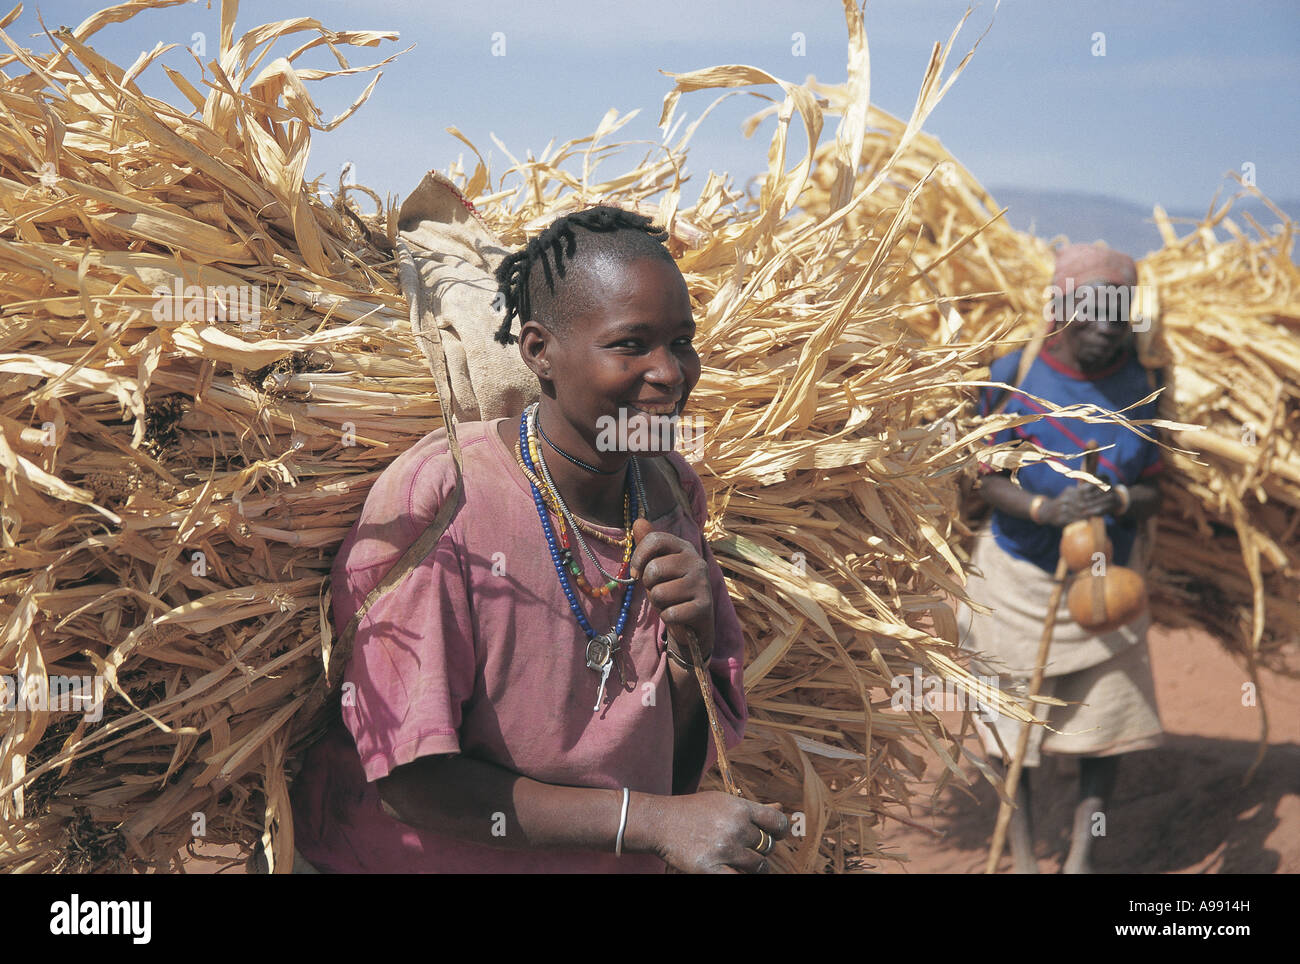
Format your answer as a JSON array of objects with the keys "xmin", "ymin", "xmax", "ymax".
[
  {"xmin": 633, "ymin": 518, "xmax": 741, "ymax": 796},
  {"xmin": 678, "ymin": 624, "xmax": 742, "ymax": 796},
  {"xmin": 983, "ymin": 552, "xmax": 1068, "ymax": 874},
  {"xmin": 984, "ymin": 442, "xmax": 1098, "ymax": 874}
]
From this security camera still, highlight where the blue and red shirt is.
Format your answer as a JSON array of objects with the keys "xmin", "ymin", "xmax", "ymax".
[{"xmin": 979, "ymin": 344, "xmax": 1164, "ymax": 573}]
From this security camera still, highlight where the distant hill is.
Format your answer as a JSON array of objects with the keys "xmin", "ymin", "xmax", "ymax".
[{"xmin": 985, "ymin": 187, "xmax": 1299, "ymax": 262}]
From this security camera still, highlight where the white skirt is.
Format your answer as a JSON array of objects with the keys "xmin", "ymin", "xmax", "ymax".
[{"xmin": 956, "ymin": 526, "xmax": 1164, "ymax": 767}]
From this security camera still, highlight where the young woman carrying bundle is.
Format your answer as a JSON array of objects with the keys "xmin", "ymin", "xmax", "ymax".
[{"xmin": 288, "ymin": 206, "xmax": 789, "ymax": 873}]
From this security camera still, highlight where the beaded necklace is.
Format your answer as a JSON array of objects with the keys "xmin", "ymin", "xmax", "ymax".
[
  {"xmin": 537, "ymin": 416, "xmax": 620, "ymax": 475},
  {"xmin": 512, "ymin": 443, "xmax": 626, "ymax": 548},
  {"xmin": 528, "ymin": 423, "xmax": 635, "ymax": 597},
  {"xmin": 518, "ymin": 404, "xmax": 642, "ymax": 710}
]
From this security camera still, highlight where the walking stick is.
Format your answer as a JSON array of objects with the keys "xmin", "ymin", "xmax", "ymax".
[
  {"xmin": 984, "ymin": 442, "xmax": 1099, "ymax": 873},
  {"xmin": 983, "ymin": 554, "xmax": 1068, "ymax": 873},
  {"xmin": 633, "ymin": 517, "xmax": 741, "ymax": 796}
]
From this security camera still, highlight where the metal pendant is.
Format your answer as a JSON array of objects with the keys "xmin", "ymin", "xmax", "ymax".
[
  {"xmin": 585, "ymin": 632, "xmax": 618, "ymax": 671},
  {"xmin": 587, "ymin": 632, "xmax": 620, "ymax": 711}
]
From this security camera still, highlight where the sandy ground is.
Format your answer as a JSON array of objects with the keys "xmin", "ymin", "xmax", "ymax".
[
  {"xmin": 183, "ymin": 624, "xmax": 1298, "ymax": 875},
  {"xmin": 875, "ymin": 625, "xmax": 1300, "ymax": 874}
]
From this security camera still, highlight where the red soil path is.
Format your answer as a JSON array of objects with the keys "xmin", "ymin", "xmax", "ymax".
[
  {"xmin": 875, "ymin": 626, "xmax": 1300, "ymax": 874},
  {"xmin": 183, "ymin": 625, "xmax": 1298, "ymax": 874}
]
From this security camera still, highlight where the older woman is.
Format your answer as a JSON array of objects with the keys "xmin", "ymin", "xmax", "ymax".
[{"xmin": 959, "ymin": 243, "xmax": 1165, "ymax": 874}]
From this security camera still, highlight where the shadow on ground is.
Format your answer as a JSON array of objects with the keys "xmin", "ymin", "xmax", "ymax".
[{"xmin": 882, "ymin": 736, "xmax": 1300, "ymax": 874}]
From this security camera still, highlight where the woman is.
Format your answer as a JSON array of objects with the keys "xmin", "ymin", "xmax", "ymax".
[
  {"xmin": 960, "ymin": 242, "xmax": 1165, "ymax": 874},
  {"xmin": 288, "ymin": 206, "xmax": 788, "ymax": 873}
]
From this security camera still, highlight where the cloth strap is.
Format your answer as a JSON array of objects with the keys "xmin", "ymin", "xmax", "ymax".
[{"xmin": 320, "ymin": 236, "xmax": 466, "ymax": 692}]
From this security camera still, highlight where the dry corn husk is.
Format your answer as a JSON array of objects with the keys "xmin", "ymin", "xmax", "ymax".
[
  {"xmin": 1, "ymin": 0, "xmax": 412, "ymax": 873},
  {"xmin": 1134, "ymin": 197, "xmax": 1299, "ymax": 674},
  {"xmin": 0, "ymin": 0, "xmax": 1182, "ymax": 874}
]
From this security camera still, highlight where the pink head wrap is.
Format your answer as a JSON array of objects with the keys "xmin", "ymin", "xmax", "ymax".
[{"xmin": 1052, "ymin": 242, "xmax": 1137, "ymax": 290}]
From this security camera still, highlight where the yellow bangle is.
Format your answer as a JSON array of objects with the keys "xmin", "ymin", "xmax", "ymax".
[
  {"xmin": 1114, "ymin": 484, "xmax": 1131, "ymax": 515},
  {"xmin": 1029, "ymin": 494, "xmax": 1046, "ymax": 523}
]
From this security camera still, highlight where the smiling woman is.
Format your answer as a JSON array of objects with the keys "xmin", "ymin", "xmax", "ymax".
[
  {"xmin": 492, "ymin": 207, "xmax": 700, "ymax": 470},
  {"xmin": 288, "ymin": 206, "xmax": 788, "ymax": 873}
]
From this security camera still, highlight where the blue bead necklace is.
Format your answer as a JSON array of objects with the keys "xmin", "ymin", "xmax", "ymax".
[{"xmin": 519, "ymin": 405, "xmax": 638, "ymax": 711}]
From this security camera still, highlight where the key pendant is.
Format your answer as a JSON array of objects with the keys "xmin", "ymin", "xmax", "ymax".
[
  {"xmin": 593, "ymin": 661, "xmax": 612, "ymax": 712},
  {"xmin": 586, "ymin": 632, "xmax": 619, "ymax": 711}
]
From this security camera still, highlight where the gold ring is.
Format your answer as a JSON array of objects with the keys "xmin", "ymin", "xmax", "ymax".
[{"xmin": 755, "ymin": 829, "xmax": 773, "ymax": 855}]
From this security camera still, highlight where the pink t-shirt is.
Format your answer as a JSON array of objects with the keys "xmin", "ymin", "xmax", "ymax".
[{"xmin": 290, "ymin": 418, "xmax": 747, "ymax": 873}]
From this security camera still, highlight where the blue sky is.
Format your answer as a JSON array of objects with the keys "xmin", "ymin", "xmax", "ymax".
[{"xmin": 12, "ymin": 1, "xmax": 1299, "ymax": 214}]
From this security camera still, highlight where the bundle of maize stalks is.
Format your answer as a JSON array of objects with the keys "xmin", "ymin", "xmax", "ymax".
[
  {"xmin": 842, "ymin": 123, "xmax": 1300, "ymax": 672},
  {"xmin": 0, "ymin": 2, "xmax": 413, "ymax": 872},
  {"xmin": 793, "ymin": 55, "xmax": 1299, "ymax": 676},
  {"xmin": 1, "ymin": 0, "xmax": 1176, "ymax": 874},
  {"xmin": 1128, "ymin": 201, "xmax": 1299, "ymax": 675}
]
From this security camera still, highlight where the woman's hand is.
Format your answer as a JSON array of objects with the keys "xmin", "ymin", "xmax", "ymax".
[
  {"xmin": 1041, "ymin": 485, "xmax": 1120, "ymax": 527},
  {"xmin": 633, "ymin": 791, "xmax": 790, "ymax": 874},
  {"xmin": 379, "ymin": 758, "xmax": 785, "ymax": 871},
  {"xmin": 631, "ymin": 523, "xmax": 715, "ymax": 661}
]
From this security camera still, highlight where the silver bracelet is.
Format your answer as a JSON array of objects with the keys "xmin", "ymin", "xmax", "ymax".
[
  {"xmin": 662, "ymin": 625, "xmax": 695, "ymax": 669},
  {"xmin": 665, "ymin": 645, "xmax": 694, "ymax": 670},
  {"xmin": 615, "ymin": 787, "xmax": 630, "ymax": 857}
]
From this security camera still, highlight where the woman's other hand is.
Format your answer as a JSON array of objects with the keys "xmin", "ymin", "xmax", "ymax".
[
  {"xmin": 631, "ymin": 523, "xmax": 715, "ymax": 661},
  {"xmin": 630, "ymin": 791, "xmax": 790, "ymax": 874}
]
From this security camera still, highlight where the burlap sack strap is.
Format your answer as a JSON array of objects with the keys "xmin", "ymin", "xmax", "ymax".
[
  {"xmin": 320, "ymin": 237, "xmax": 466, "ymax": 690},
  {"xmin": 327, "ymin": 478, "xmax": 462, "ymax": 689},
  {"xmin": 986, "ymin": 338, "xmax": 1044, "ymax": 417}
]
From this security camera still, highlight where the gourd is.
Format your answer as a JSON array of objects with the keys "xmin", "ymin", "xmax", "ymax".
[
  {"xmin": 1067, "ymin": 562, "xmax": 1147, "ymax": 633},
  {"xmin": 1060, "ymin": 508, "xmax": 1146, "ymax": 633},
  {"xmin": 1060, "ymin": 517, "xmax": 1113, "ymax": 572}
]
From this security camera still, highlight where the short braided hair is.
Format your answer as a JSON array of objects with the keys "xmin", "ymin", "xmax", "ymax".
[{"xmin": 493, "ymin": 205, "xmax": 673, "ymax": 346}]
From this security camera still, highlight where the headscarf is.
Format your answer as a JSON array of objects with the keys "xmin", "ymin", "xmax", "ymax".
[
  {"xmin": 1047, "ymin": 242, "xmax": 1139, "ymax": 332},
  {"xmin": 1052, "ymin": 241, "xmax": 1137, "ymax": 290}
]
